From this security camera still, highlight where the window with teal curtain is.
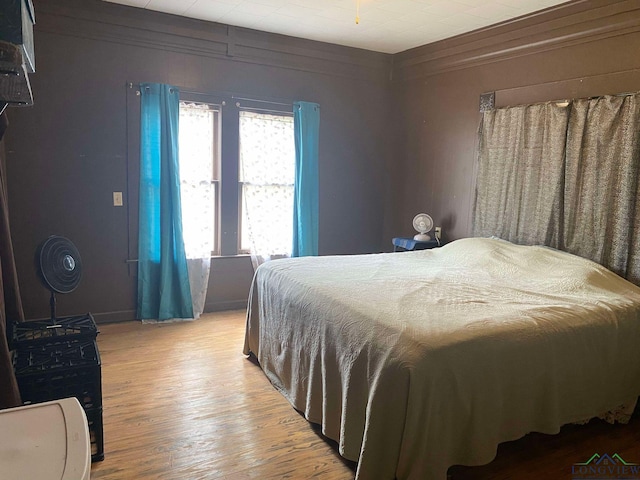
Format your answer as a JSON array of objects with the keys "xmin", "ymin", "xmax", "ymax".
[
  {"xmin": 292, "ymin": 101, "xmax": 320, "ymax": 257},
  {"xmin": 137, "ymin": 83, "xmax": 193, "ymax": 321}
]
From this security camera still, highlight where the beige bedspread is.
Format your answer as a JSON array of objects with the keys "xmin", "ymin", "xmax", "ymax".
[{"xmin": 243, "ymin": 238, "xmax": 640, "ymax": 479}]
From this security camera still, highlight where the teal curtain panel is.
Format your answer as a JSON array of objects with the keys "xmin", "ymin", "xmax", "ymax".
[
  {"xmin": 292, "ymin": 101, "xmax": 320, "ymax": 257},
  {"xmin": 137, "ymin": 83, "xmax": 193, "ymax": 320}
]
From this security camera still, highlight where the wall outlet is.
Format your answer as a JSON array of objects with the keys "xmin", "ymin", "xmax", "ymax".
[
  {"xmin": 113, "ymin": 191, "xmax": 123, "ymax": 207},
  {"xmin": 435, "ymin": 226, "xmax": 442, "ymax": 241}
]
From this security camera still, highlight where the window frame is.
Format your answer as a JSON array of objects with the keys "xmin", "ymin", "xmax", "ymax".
[
  {"xmin": 178, "ymin": 99, "xmax": 223, "ymax": 257},
  {"xmin": 236, "ymin": 105, "xmax": 295, "ymax": 255},
  {"xmin": 126, "ymin": 85, "xmax": 296, "ymax": 269}
]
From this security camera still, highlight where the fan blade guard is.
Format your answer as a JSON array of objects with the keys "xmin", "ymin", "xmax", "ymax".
[{"xmin": 38, "ymin": 235, "xmax": 82, "ymax": 294}]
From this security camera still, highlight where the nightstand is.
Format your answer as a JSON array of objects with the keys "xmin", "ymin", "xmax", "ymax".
[{"xmin": 392, "ymin": 237, "xmax": 440, "ymax": 252}]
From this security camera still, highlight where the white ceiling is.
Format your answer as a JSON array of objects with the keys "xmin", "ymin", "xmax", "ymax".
[{"xmin": 102, "ymin": 0, "xmax": 570, "ymax": 54}]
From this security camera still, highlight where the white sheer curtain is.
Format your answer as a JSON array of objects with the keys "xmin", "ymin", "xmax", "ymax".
[
  {"xmin": 178, "ymin": 102, "xmax": 216, "ymax": 319},
  {"xmin": 239, "ymin": 110, "xmax": 295, "ymax": 268}
]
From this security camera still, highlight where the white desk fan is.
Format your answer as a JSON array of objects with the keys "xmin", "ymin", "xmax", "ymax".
[{"xmin": 412, "ymin": 213, "xmax": 433, "ymax": 241}]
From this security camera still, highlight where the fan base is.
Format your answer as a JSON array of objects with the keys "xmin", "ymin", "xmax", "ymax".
[{"xmin": 413, "ymin": 233, "xmax": 432, "ymax": 241}]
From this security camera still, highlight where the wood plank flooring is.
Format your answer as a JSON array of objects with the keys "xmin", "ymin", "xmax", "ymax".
[{"xmin": 91, "ymin": 310, "xmax": 640, "ymax": 480}]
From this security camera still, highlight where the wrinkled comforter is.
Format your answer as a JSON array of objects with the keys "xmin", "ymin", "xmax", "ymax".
[{"xmin": 243, "ymin": 238, "xmax": 640, "ymax": 479}]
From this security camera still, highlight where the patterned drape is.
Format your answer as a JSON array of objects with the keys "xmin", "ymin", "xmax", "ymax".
[
  {"xmin": 178, "ymin": 102, "xmax": 215, "ymax": 319},
  {"xmin": 564, "ymin": 95, "xmax": 640, "ymax": 284},
  {"xmin": 473, "ymin": 93, "xmax": 640, "ymax": 286},
  {"xmin": 473, "ymin": 103, "xmax": 568, "ymax": 248},
  {"xmin": 239, "ymin": 110, "xmax": 295, "ymax": 261},
  {"xmin": 178, "ymin": 103, "xmax": 216, "ymax": 260}
]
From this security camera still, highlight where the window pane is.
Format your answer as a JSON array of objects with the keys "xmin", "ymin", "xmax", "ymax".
[
  {"xmin": 241, "ymin": 184, "xmax": 294, "ymax": 255},
  {"xmin": 179, "ymin": 102, "xmax": 220, "ymax": 258},
  {"xmin": 239, "ymin": 111, "xmax": 295, "ymax": 184},
  {"xmin": 181, "ymin": 182, "xmax": 216, "ymax": 258},
  {"xmin": 239, "ymin": 110, "xmax": 295, "ymax": 255}
]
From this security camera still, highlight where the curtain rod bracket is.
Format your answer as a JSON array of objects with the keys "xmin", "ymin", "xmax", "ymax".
[{"xmin": 479, "ymin": 92, "xmax": 495, "ymax": 112}]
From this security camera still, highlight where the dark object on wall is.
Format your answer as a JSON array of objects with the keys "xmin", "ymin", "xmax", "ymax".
[
  {"xmin": 479, "ymin": 92, "xmax": 495, "ymax": 112},
  {"xmin": 0, "ymin": 41, "xmax": 31, "ymax": 106},
  {"xmin": 13, "ymin": 338, "xmax": 104, "ymax": 461},
  {"xmin": 0, "ymin": 0, "xmax": 35, "ymax": 107},
  {"xmin": 0, "ymin": 0, "xmax": 35, "ymax": 73}
]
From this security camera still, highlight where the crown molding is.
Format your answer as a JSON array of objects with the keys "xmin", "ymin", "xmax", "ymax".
[
  {"xmin": 33, "ymin": 1, "xmax": 638, "ymax": 86},
  {"xmin": 393, "ymin": 0, "xmax": 640, "ymax": 81},
  {"xmin": 33, "ymin": 0, "xmax": 392, "ymax": 82}
]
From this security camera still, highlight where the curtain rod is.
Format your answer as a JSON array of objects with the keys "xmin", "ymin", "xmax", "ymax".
[
  {"xmin": 128, "ymin": 82, "xmax": 207, "ymax": 97},
  {"xmin": 487, "ymin": 90, "xmax": 640, "ymax": 111},
  {"xmin": 127, "ymin": 83, "xmax": 293, "ymax": 107},
  {"xmin": 232, "ymin": 95, "xmax": 292, "ymax": 108},
  {"xmin": 239, "ymin": 106, "xmax": 294, "ymax": 116}
]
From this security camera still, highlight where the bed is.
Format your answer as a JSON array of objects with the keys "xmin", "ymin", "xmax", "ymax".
[{"xmin": 243, "ymin": 237, "xmax": 640, "ymax": 479}]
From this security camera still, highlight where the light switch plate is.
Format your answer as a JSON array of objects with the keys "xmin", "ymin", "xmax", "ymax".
[{"xmin": 113, "ymin": 191, "xmax": 123, "ymax": 207}]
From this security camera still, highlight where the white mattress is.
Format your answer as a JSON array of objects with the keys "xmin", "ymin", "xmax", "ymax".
[{"xmin": 243, "ymin": 237, "xmax": 640, "ymax": 479}]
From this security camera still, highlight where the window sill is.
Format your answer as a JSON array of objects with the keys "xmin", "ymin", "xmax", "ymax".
[{"xmin": 210, "ymin": 254, "xmax": 251, "ymax": 260}]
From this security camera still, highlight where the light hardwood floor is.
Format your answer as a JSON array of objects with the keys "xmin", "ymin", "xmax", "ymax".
[{"xmin": 91, "ymin": 310, "xmax": 640, "ymax": 480}]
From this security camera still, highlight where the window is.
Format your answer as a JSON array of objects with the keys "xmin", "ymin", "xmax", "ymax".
[
  {"xmin": 172, "ymin": 97, "xmax": 294, "ymax": 258},
  {"xmin": 238, "ymin": 110, "xmax": 295, "ymax": 256},
  {"xmin": 178, "ymin": 101, "xmax": 221, "ymax": 257},
  {"xmin": 127, "ymin": 87, "xmax": 300, "ymax": 273}
]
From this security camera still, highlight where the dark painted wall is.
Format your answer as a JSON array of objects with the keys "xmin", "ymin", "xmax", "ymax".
[
  {"xmin": 6, "ymin": 0, "xmax": 639, "ymax": 324},
  {"xmin": 388, "ymin": 0, "xmax": 640, "ymax": 242},
  {"xmin": 5, "ymin": 0, "xmax": 392, "ymax": 322}
]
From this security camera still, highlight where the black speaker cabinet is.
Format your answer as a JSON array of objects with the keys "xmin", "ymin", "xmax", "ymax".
[{"xmin": 0, "ymin": 0, "xmax": 35, "ymax": 73}]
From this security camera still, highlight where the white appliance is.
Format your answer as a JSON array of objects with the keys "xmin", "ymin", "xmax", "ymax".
[
  {"xmin": 0, "ymin": 397, "xmax": 91, "ymax": 480},
  {"xmin": 412, "ymin": 213, "xmax": 434, "ymax": 241}
]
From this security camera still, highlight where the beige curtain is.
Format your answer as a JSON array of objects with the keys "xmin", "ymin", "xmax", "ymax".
[
  {"xmin": 564, "ymin": 95, "xmax": 640, "ymax": 284},
  {"xmin": 473, "ymin": 103, "xmax": 569, "ymax": 247},
  {"xmin": 473, "ymin": 93, "xmax": 640, "ymax": 286}
]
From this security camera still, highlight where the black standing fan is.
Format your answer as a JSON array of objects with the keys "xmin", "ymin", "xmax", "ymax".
[{"xmin": 37, "ymin": 235, "xmax": 83, "ymax": 323}]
